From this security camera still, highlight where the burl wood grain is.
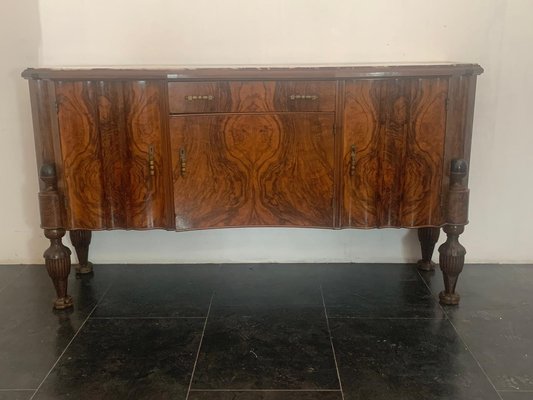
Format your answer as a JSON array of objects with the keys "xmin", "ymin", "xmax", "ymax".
[
  {"xmin": 56, "ymin": 80, "xmax": 168, "ymax": 229},
  {"xmin": 342, "ymin": 78, "xmax": 448, "ymax": 227},
  {"xmin": 170, "ymin": 113, "xmax": 335, "ymax": 229},
  {"xmin": 168, "ymin": 81, "xmax": 336, "ymax": 113}
]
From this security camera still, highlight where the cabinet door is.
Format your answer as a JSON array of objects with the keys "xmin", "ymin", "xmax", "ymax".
[
  {"xmin": 170, "ymin": 113, "xmax": 335, "ymax": 229},
  {"xmin": 56, "ymin": 81, "xmax": 170, "ymax": 229},
  {"xmin": 342, "ymin": 78, "xmax": 448, "ymax": 228}
]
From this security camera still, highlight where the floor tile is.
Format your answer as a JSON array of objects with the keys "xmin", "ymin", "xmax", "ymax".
[
  {"xmin": 320, "ymin": 264, "xmax": 443, "ymax": 318},
  {"xmin": 499, "ymin": 391, "xmax": 533, "ymax": 399},
  {"xmin": 94, "ymin": 264, "xmax": 218, "ymax": 318},
  {"xmin": 452, "ymin": 318, "xmax": 533, "ymax": 391},
  {"xmin": 188, "ymin": 391, "xmax": 343, "ymax": 399},
  {"xmin": 192, "ymin": 307, "xmax": 338, "ymax": 390},
  {"xmin": 330, "ymin": 318, "xmax": 501, "ymax": 400},
  {"xmin": 0, "ymin": 391, "xmax": 34, "ymax": 400},
  {"xmin": 421, "ymin": 264, "xmax": 533, "ymax": 391},
  {"xmin": 0, "ymin": 266, "xmax": 26, "ymax": 293},
  {"xmin": 419, "ymin": 264, "xmax": 533, "ymax": 322},
  {"xmin": 0, "ymin": 265, "xmax": 116, "ymax": 389},
  {"xmin": 213, "ymin": 264, "xmax": 323, "ymax": 308},
  {"xmin": 33, "ymin": 318, "xmax": 204, "ymax": 400}
]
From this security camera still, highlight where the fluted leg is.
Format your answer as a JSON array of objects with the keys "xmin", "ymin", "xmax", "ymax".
[
  {"xmin": 70, "ymin": 230, "xmax": 93, "ymax": 274},
  {"xmin": 438, "ymin": 158, "xmax": 470, "ymax": 306},
  {"xmin": 416, "ymin": 227, "xmax": 440, "ymax": 271},
  {"xmin": 438, "ymin": 225, "xmax": 466, "ymax": 305},
  {"xmin": 44, "ymin": 228, "xmax": 73, "ymax": 310}
]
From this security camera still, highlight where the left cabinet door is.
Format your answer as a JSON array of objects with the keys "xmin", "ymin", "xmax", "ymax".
[{"xmin": 55, "ymin": 81, "xmax": 171, "ymax": 229}]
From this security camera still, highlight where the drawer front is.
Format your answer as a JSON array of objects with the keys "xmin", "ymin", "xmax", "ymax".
[{"xmin": 168, "ymin": 81, "xmax": 336, "ymax": 113}]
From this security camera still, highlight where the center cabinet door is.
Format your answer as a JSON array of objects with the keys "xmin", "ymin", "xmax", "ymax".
[{"xmin": 170, "ymin": 113, "xmax": 335, "ymax": 229}]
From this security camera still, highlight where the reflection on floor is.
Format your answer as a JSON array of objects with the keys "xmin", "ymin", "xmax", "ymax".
[{"xmin": 0, "ymin": 263, "xmax": 532, "ymax": 400}]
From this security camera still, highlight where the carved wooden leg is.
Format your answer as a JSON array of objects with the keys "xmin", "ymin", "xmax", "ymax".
[
  {"xmin": 438, "ymin": 225, "xmax": 466, "ymax": 305},
  {"xmin": 70, "ymin": 230, "xmax": 93, "ymax": 274},
  {"xmin": 438, "ymin": 158, "xmax": 470, "ymax": 306},
  {"xmin": 416, "ymin": 227, "xmax": 440, "ymax": 271},
  {"xmin": 43, "ymin": 228, "xmax": 73, "ymax": 310}
]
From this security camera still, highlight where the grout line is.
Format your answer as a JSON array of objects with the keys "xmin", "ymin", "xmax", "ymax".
[
  {"xmin": 327, "ymin": 316, "xmax": 444, "ymax": 320},
  {"xmin": 189, "ymin": 389, "xmax": 342, "ymax": 392},
  {"xmin": 415, "ymin": 267, "xmax": 505, "ymax": 400},
  {"xmin": 29, "ymin": 282, "xmax": 113, "ymax": 400},
  {"xmin": 90, "ymin": 316, "xmax": 207, "ymax": 320},
  {"xmin": 320, "ymin": 285, "xmax": 345, "ymax": 400},
  {"xmin": 185, "ymin": 292, "xmax": 214, "ymax": 400}
]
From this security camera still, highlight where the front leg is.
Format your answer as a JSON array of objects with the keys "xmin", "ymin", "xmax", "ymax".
[
  {"xmin": 416, "ymin": 227, "xmax": 440, "ymax": 271},
  {"xmin": 38, "ymin": 164, "xmax": 73, "ymax": 310},
  {"xmin": 70, "ymin": 230, "xmax": 93, "ymax": 274},
  {"xmin": 438, "ymin": 224, "xmax": 466, "ymax": 305},
  {"xmin": 438, "ymin": 159, "xmax": 470, "ymax": 305},
  {"xmin": 44, "ymin": 228, "xmax": 73, "ymax": 310}
]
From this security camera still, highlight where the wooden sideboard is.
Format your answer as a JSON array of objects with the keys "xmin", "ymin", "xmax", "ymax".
[{"xmin": 22, "ymin": 64, "xmax": 483, "ymax": 310}]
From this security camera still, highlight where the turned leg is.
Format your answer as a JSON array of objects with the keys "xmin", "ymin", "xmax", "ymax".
[
  {"xmin": 438, "ymin": 225, "xmax": 466, "ymax": 305},
  {"xmin": 416, "ymin": 227, "xmax": 440, "ymax": 271},
  {"xmin": 438, "ymin": 159, "xmax": 470, "ymax": 306},
  {"xmin": 44, "ymin": 228, "xmax": 73, "ymax": 310},
  {"xmin": 70, "ymin": 230, "xmax": 93, "ymax": 274}
]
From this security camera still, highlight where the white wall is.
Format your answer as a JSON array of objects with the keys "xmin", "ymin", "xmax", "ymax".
[
  {"xmin": 1, "ymin": 0, "xmax": 532, "ymax": 264},
  {"xmin": 0, "ymin": 0, "xmax": 44, "ymax": 263}
]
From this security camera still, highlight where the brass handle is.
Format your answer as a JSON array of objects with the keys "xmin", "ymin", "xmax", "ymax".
[
  {"xmin": 179, "ymin": 148, "xmax": 187, "ymax": 177},
  {"xmin": 289, "ymin": 94, "xmax": 318, "ymax": 101},
  {"xmin": 185, "ymin": 95, "xmax": 214, "ymax": 101},
  {"xmin": 148, "ymin": 145, "xmax": 155, "ymax": 176},
  {"xmin": 350, "ymin": 145, "xmax": 356, "ymax": 176}
]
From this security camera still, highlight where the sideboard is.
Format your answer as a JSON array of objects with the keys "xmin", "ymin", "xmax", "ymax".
[{"xmin": 22, "ymin": 64, "xmax": 483, "ymax": 310}]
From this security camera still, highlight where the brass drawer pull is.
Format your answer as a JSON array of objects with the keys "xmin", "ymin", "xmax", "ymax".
[
  {"xmin": 350, "ymin": 144, "xmax": 356, "ymax": 176},
  {"xmin": 148, "ymin": 145, "xmax": 155, "ymax": 176},
  {"xmin": 289, "ymin": 94, "xmax": 318, "ymax": 101},
  {"xmin": 179, "ymin": 148, "xmax": 187, "ymax": 177},
  {"xmin": 185, "ymin": 95, "xmax": 214, "ymax": 101}
]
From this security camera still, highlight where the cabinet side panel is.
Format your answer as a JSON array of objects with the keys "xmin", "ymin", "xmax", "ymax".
[
  {"xmin": 442, "ymin": 75, "xmax": 477, "ymax": 206},
  {"xmin": 123, "ymin": 81, "xmax": 168, "ymax": 228},
  {"xmin": 28, "ymin": 80, "xmax": 55, "ymax": 190},
  {"xmin": 400, "ymin": 78, "xmax": 448, "ymax": 226},
  {"xmin": 342, "ymin": 80, "xmax": 381, "ymax": 227},
  {"xmin": 56, "ymin": 81, "xmax": 106, "ymax": 229}
]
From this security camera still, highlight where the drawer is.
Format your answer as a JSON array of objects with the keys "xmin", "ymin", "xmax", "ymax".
[{"xmin": 168, "ymin": 80, "xmax": 336, "ymax": 113}]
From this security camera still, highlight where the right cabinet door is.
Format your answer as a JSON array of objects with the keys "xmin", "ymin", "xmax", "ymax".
[
  {"xmin": 170, "ymin": 113, "xmax": 335, "ymax": 230},
  {"xmin": 342, "ymin": 78, "xmax": 448, "ymax": 228}
]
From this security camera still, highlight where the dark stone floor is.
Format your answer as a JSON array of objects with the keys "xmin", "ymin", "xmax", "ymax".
[{"xmin": 0, "ymin": 263, "xmax": 532, "ymax": 400}]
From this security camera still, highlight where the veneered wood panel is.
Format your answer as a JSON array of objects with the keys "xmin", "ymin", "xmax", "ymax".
[
  {"xmin": 168, "ymin": 81, "xmax": 336, "ymax": 113},
  {"xmin": 56, "ymin": 80, "xmax": 169, "ymax": 230},
  {"xmin": 170, "ymin": 113, "xmax": 335, "ymax": 229},
  {"xmin": 56, "ymin": 81, "xmax": 106, "ymax": 229},
  {"xmin": 401, "ymin": 78, "xmax": 448, "ymax": 225},
  {"xmin": 97, "ymin": 81, "xmax": 128, "ymax": 228},
  {"xmin": 123, "ymin": 81, "xmax": 168, "ymax": 228},
  {"xmin": 341, "ymin": 80, "xmax": 381, "ymax": 227},
  {"xmin": 342, "ymin": 78, "xmax": 448, "ymax": 227}
]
